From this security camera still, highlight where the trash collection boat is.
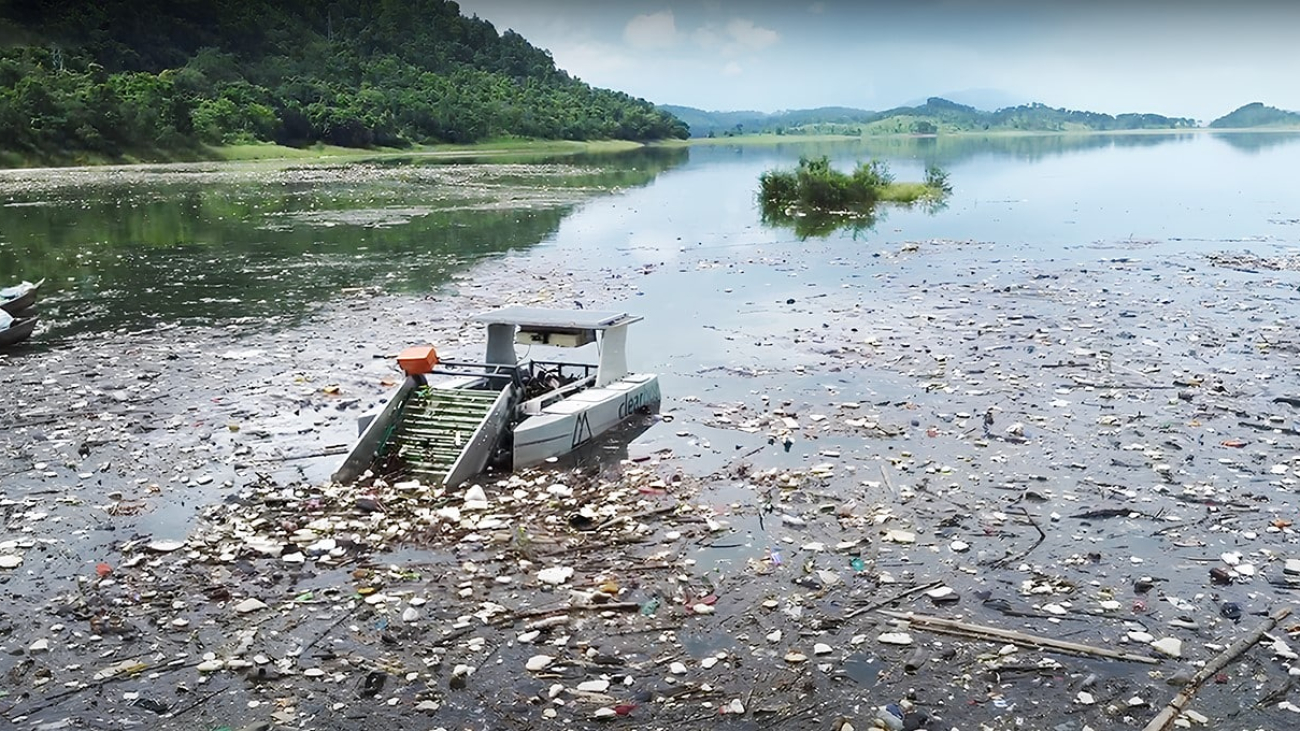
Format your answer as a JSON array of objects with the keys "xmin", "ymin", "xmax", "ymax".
[
  {"xmin": 333, "ymin": 306, "xmax": 661, "ymax": 487},
  {"xmin": 1, "ymin": 278, "xmax": 44, "ymax": 316}
]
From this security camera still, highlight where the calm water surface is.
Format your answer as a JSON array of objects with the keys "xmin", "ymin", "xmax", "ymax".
[{"xmin": 1, "ymin": 131, "xmax": 1298, "ymax": 343}]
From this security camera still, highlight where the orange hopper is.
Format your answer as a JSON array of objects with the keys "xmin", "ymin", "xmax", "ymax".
[{"xmin": 397, "ymin": 345, "xmax": 439, "ymax": 376}]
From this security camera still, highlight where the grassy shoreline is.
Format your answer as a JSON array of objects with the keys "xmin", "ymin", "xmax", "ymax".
[
  {"xmin": 0, "ymin": 138, "xmax": 648, "ymax": 169},
  {"xmin": 2, "ymin": 127, "xmax": 1297, "ymax": 169},
  {"xmin": 215, "ymin": 138, "xmax": 646, "ymax": 161}
]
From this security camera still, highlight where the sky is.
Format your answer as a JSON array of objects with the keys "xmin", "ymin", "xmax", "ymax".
[{"xmin": 455, "ymin": 0, "xmax": 1300, "ymax": 122}]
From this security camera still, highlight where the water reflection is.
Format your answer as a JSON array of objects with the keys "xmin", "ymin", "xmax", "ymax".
[
  {"xmin": 759, "ymin": 196, "xmax": 952, "ymax": 240},
  {"xmin": 1209, "ymin": 131, "xmax": 1300, "ymax": 154},
  {"xmin": 693, "ymin": 130, "xmax": 1203, "ymax": 169},
  {"xmin": 4, "ymin": 130, "xmax": 1299, "ymax": 340},
  {"xmin": 361, "ymin": 146, "xmax": 689, "ymax": 184},
  {"xmin": 760, "ymin": 202, "xmax": 882, "ymax": 240},
  {"xmin": 0, "ymin": 146, "xmax": 688, "ymax": 338}
]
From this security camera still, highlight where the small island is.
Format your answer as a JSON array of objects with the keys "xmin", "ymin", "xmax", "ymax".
[
  {"xmin": 759, "ymin": 156, "xmax": 951, "ymax": 238},
  {"xmin": 1209, "ymin": 102, "xmax": 1300, "ymax": 129}
]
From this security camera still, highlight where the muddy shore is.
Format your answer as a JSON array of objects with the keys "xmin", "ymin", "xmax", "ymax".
[{"xmin": 4, "ymin": 211, "xmax": 1300, "ymax": 730}]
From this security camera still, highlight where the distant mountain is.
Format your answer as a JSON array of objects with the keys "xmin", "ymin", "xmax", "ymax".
[
  {"xmin": 661, "ymin": 98, "xmax": 1196, "ymax": 138},
  {"xmin": 902, "ymin": 88, "xmax": 1028, "ymax": 112},
  {"xmin": 880, "ymin": 98, "xmax": 1196, "ymax": 134},
  {"xmin": 1209, "ymin": 102, "xmax": 1300, "ymax": 129},
  {"xmin": 657, "ymin": 105, "xmax": 875, "ymax": 138}
]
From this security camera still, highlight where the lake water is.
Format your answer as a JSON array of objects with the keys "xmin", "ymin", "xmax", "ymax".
[
  {"xmin": 3, "ymin": 132, "xmax": 1298, "ymax": 342},
  {"xmin": 4, "ymin": 132, "xmax": 1300, "ymax": 728}
]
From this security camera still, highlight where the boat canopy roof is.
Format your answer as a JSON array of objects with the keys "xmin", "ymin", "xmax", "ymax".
[{"xmin": 470, "ymin": 306, "xmax": 641, "ymax": 331}]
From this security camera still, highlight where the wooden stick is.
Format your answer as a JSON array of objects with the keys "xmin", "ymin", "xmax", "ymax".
[
  {"xmin": 1067, "ymin": 379, "xmax": 1176, "ymax": 390},
  {"xmin": 878, "ymin": 610, "xmax": 1160, "ymax": 664},
  {"xmin": 1238, "ymin": 421, "xmax": 1300, "ymax": 437},
  {"xmin": 1140, "ymin": 607, "xmax": 1292, "ymax": 731},
  {"xmin": 879, "ymin": 464, "xmax": 897, "ymax": 498},
  {"xmin": 259, "ymin": 445, "xmax": 352, "ymax": 462},
  {"xmin": 593, "ymin": 504, "xmax": 679, "ymax": 532},
  {"xmin": 513, "ymin": 600, "xmax": 642, "ymax": 620},
  {"xmin": 845, "ymin": 580, "xmax": 944, "ymax": 620},
  {"xmin": 301, "ymin": 605, "xmax": 358, "ymax": 654},
  {"xmin": 985, "ymin": 506, "xmax": 1047, "ymax": 568},
  {"xmin": 6, "ymin": 658, "xmax": 205, "ymax": 716},
  {"xmin": 165, "ymin": 686, "xmax": 228, "ymax": 721}
]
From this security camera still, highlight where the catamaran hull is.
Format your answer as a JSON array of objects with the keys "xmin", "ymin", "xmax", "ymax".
[
  {"xmin": 512, "ymin": 374, "xmax": 661, "ymax": 468},
  {"xmin": 332, "ymin": 377, "xmax": 420, "ymax": 484},
  {"xmin": 332, "ymin": 375, "xmax": 510, "ymax": 486}
]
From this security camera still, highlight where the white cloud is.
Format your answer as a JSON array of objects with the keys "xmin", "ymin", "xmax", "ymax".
[
  {"xmin": 548, "ymin": 40, "xmax": 636, "ymax": 85},
  {"xmin": 624, "ymin": 10, "xmax": 678, "ymax": 49},
  {"xmin": 692, "ymin": 17, "xmax": 780, "ymax": 56},
  {"xmin": 692, "ymin": 26, "xmax": 722, "ymax": 50},
  {"xmin": 457, "ymin": 0, "xmax": 1300, "ymax": 118},
  {"xmin": 725, "ymin": 18, "xmax": 779, "ymax": 52}
]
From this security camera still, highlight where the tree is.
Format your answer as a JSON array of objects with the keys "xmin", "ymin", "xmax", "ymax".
[{"xmin": 0, "ymin": 0, "xmax": 690, "ymax": 162}]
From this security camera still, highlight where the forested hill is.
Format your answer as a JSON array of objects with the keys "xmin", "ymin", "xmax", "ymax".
[
  {"xmin": 1209, "ymin": 102, "xmax": 1300, "ymax": 129},
  {"xmin": 0, "ymin": 0, "xmax": 688, "ymax": 163},
  {"xmin": 665, "ymin": 98, "xmax": 1196, "ymax": 138}
]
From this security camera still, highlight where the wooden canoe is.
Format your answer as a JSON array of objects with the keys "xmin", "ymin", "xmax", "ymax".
[
  {"xmin": 0, "ymin": 315, "xmax": 37, "ymax": 347},
  {"xmin": 1, "ymin": 278, "xmax": 44, "ymax": 315}
]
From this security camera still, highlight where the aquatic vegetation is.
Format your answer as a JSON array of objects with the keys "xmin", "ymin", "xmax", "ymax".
[{"xmin": 758, "ymin": 156, "xmax": 950, "ymax": 238}]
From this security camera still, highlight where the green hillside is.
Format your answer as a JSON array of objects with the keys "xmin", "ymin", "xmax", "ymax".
[
  {"xmin": 1209, "ymin": 102, "xmax": 1300, "ymax": 129},
  {"xmin": 665, "ymin": 97, "xmax": 1196, "ymax": 138},
  {"xmin": 659, "ymin": 104, "xmax": 875, "ymax": 138},
  {"xmin": 0, "ymin": 0, "xmax": 688, "ymax": 164}
]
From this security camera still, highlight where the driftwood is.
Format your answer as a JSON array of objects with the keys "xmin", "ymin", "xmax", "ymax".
[
  {"xmin": 1140, "ymin": 607, "xmax": 1292, "ymax": 731},
  {"xmin": 516, "ymin": 600, "xmax": 641, "ymax": 621},
  {"xmin": 878, "ymin": 610, "xmax": 1160, "ymax": 664},
  {"xmin": 262, "ymin": 445, "xmax": 351, "ymax": 462},
  {"xmin": 1067, "ymin": 379, "xmax": 1175, "ymax": 390},
  {"xmin": 537, "ymin": 534, "xmax": 646, "ymax": 558}
]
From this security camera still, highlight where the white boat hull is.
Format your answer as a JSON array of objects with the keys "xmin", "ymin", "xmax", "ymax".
[{"xmin": 512, "ymin": 374, "xmax": 660, "ymax": 468}]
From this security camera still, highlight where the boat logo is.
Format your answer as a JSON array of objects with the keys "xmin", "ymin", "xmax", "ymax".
[
  {"xmin": 618, "ymin": 389, "xmax": 654, "ymax": 419},
  {"xmin": 571, "ymin": 412, "xmax": 593, "ymax": 448}
]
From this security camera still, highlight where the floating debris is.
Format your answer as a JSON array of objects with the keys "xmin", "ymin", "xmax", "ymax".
[{"xmin": 4, "ymin": 154, "xmax": 1300, "ymax": 731}]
